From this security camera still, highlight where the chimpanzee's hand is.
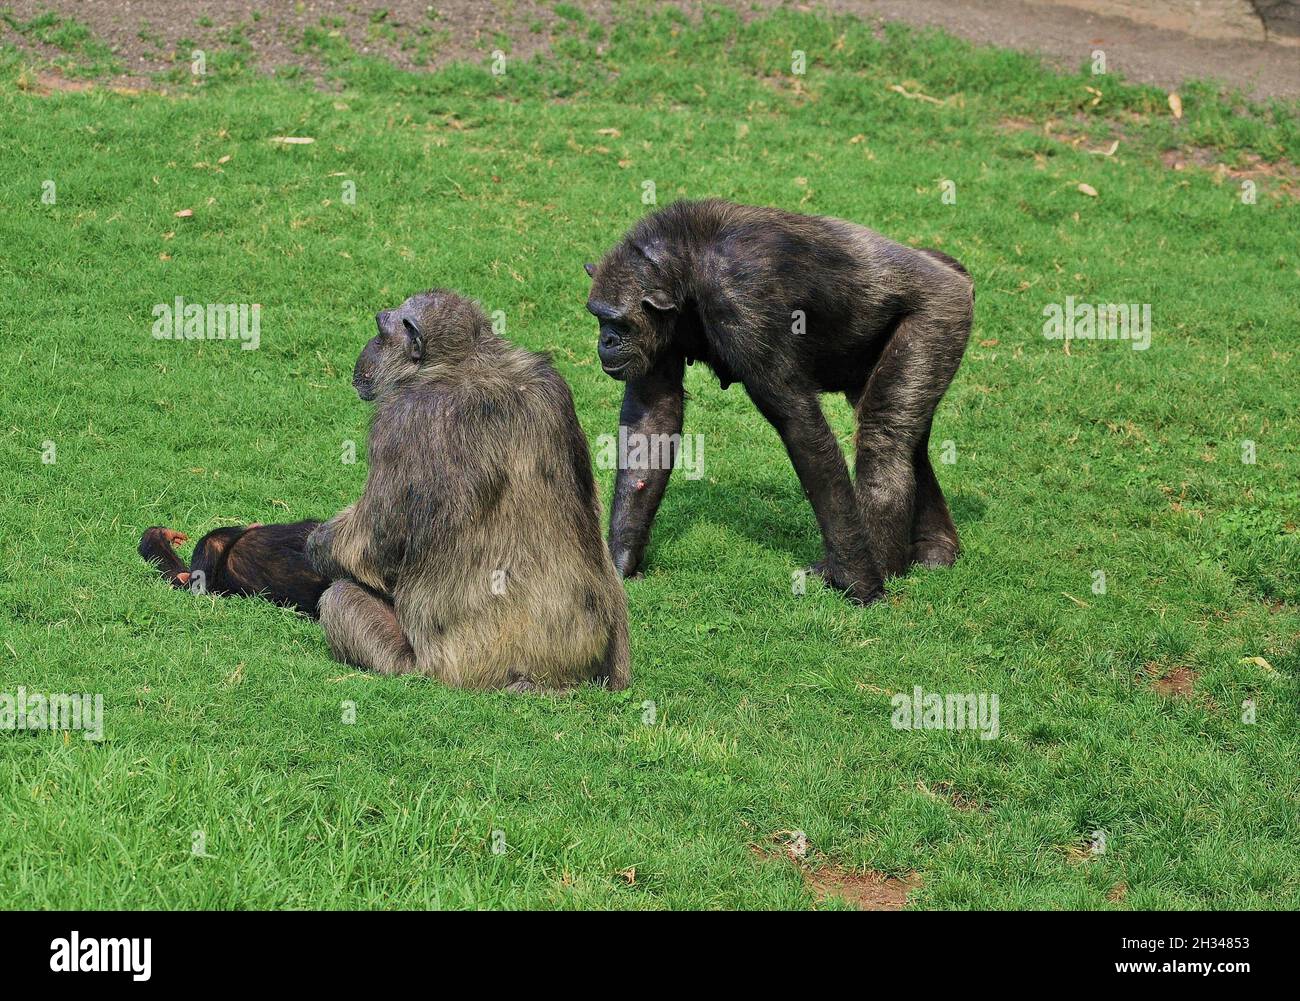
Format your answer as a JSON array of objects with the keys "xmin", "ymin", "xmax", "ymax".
[
  {"xmin": 806, "ymin": 558, "xmax": 883, "ymax": 606},
  {"xmin": 610, "ymin": 540, "xmax": 644, "ymax": 579},
  {"xmin": 305, "ymin": 521, "xmax": 340, "ymax": 579}
]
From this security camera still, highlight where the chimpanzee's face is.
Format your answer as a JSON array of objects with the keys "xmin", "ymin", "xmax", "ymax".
[
  {"xmin": 353, "ymin": 290, "xmax": 467, "ymax": 401},
  {"xmin": 585, "ymin": 252, "xmax": 676, "ymax": 382}
]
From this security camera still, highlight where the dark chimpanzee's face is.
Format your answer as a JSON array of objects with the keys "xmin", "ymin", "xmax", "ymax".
[
  {"xmin": 584, "ymin": 251, "xmax": 677, "ymax": 382},
  {"xmin": 353, "ymin": 290, "xmax": 481, "ymax": 400}
]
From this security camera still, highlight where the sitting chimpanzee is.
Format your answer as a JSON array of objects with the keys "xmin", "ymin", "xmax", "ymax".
[{"xmin": 138, "ymin": 521, "xmax": 329, "ymax": 616}]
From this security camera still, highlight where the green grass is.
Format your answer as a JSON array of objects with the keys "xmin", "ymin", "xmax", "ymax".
[{"xmin": 1, "ymin": 6, "xmax": 1298, "ymax": 909}]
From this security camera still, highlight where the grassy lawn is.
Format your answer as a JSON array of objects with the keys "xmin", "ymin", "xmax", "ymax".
[{"xmin": 1, "ymin": 5, "xmax": 1298, "ymax": 909}]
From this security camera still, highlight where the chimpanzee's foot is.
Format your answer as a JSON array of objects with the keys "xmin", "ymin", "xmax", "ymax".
[
  {"xmin": 139, "ymin": 527, "xmax": 192, "ymax": 587},
  {"xmin": 910, "ymin": 538, "xmax": 958, "ymax": 569},
  {"xmin": 141, "ymin": 526, "xmax": 188, "ymax": 548},
  {"xmin": 805, "ymin": 559, "xmax": 832, "ymax": 587}
]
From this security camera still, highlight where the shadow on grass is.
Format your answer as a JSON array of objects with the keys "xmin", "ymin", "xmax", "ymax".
[{"xmin": 637, "ymin": 469, "xmax": 989, "ymax": 571}]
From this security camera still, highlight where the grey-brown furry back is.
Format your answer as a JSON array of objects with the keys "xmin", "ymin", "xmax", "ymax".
[{"xmin": 309, "ymin": 290, "xmax": 630, "ymax": 692}]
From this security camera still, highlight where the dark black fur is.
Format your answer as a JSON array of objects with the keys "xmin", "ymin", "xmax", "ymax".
[
  {"xmin": 585, "ymin": 199, "xmax": 974, "ymax": 604},
  {"xmin": 139, "ymin": 521, "xmax": 329, "ymax": 615}
]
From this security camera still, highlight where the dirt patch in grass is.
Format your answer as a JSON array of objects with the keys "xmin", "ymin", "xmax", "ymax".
[
  {"xmin": 19, "ymin": 68, "xmax": 92, "ymax": 93},
  {"xmin": 998, "ymin": 112, "xmax": 1134, "ymax": 159},
  {"xmin": 752, "ymin": 832, "xmax": 922, "ymax": 910},
  {"xmin": 807, "ymin": 866, "xmax": 923, "ymax": 910},
  {"xmin": 1162, "ymin": 145, "xmax": 1229, "ymax": 170},
  {"xmin": 1002, "ymin": 111, "xmax": 1300, "ymax": 200},
  {"xmin": 14, "ymin": 66, "xmax": 143, "ymax": 96},
  {"xmin": 1144, "ymin": 662, "xmax": 1200, "ymax": 697},
  {"xmin": 1161, "ymin": 147, "xmax": 1300, "ymax": 197}
]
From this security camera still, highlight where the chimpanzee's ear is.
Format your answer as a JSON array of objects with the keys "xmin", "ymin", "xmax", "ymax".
[
  {"xmin": 402, "ymin": 318, "xmax": 424, "ymax": 363},
  {"xmin": 584, "ymin": 262, "xmax": 596, "ymax": 278},
  {"xmin": 632, "ymin": 238, "xmax": 667, "ymax": 269},
  {"xmin": 642, "ymin": 289, "xmax": 676, "ymax": 313}
]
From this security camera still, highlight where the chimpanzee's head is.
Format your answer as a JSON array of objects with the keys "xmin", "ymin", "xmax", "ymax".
[
  {"xmin": 353, "ymin": 289, "xmax": 487, "ymax": 400},
  {"xmin": 584, "ymin": 239, "xmax": 679, "ymax": 382}
]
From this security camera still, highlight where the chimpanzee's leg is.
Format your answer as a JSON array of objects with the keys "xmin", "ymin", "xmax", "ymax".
[
  {"xmin": 910, "ymin": 420, "xmax": 960, "ymax": 568},
  {"xmin": 854, "ymin": 298, "xmax": 970, "ymax": 580},
  {"xmin": 749, "ymin": 388, "xmax": 880, "ymax": 603},
  {"xmin": 845, "ymin": 388, "xmax": 958, "ymax": 571},
  {"xmin": 139, "ymin": 527, "xmax": 192, "ymax": 587},
  {"xmin": 317, "ymin": 580, "xmax": 417, "ymax": 675}
]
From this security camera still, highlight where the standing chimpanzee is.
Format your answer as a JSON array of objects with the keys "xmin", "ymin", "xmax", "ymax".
[
  {"xmin": 139, "ymin": 521, "xmax": 329, "ymax": 615},
  {"xmin": 585, "ymin": 199, "xmax": 973, "ymax": 604}
]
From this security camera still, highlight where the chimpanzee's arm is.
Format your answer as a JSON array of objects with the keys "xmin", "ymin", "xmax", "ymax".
[
  {"xmin": 306, "ymin": 499, "xmax": 401, "ymax": 594},
  {"xmin": 746, "ymin": 388, "xmax": 881, "ymax": 604},
  {"xmin": 609, "ymin": 355, "xmax": 686, "ymax": 577}
]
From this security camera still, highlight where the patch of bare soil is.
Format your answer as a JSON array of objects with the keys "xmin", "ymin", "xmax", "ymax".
[
  {"xmin": 1162, "ymin": 148, "xmax": 1300, "ymax": 197},
  {"xmin": 752, "ymin": 832, "xmax": 923, "ymax": 910},
  {"xmin": 807, "ymin": 866, "xmax": 923, "ymax": 910},
  {"xmin": 1144, "ymin": 662, "xmax": 1200, "ymax": 698},
  {"xmin": 17, "ymin": 68, "xmax": 92, "ymax": 93},
  {"xmin": 13, "ymin": 65, "xmax": 146, "ymax": 96}
]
